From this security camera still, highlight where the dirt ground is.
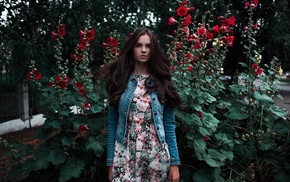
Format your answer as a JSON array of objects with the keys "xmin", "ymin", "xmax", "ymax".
[{"xmin": 0, "ymin": 126, "xmax": 42, "ymax": 182}]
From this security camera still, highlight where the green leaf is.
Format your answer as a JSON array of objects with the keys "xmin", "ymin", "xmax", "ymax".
[
  {"xmin": 59, "ymin": 157, "xmax": 85, "ymax": 182},
  {"xmin": 46, "ymin": 149, "xmax": 67, "ymax": 165},
  {"xmin": 220, "ymin": 149, "xmax": 234, "ymax": 161},
  {"xmin": 193, "ymin": 170, "xmax": 211, "ymax": 182},
  {"xmin": 228, "ymin": 107, "xmax": 248, "ymax": 120},
  {"xmin": 253, "ymin": 92, "xmax": 274, "ymax": 104},
  {"xmin": 198, "ymin": 127, "xmax": 210, "ymax": 136},
  {"xmin": 85, "ymin": 135, "xmax": 106, "ymax": 157},
  {"xmin": 273, "ymin": 118, "xmax": 290, "ymax": 134},
  {"xmin": 62, "ymin": 136, "xmax": 75, "ymax": 146},
  {"xmin": 194, "ymin": 138, "xmax": 206, "ymax": 153},
  {"xmin": 271, "ymin": 105, "xmax": 288, "ymax": 117}
]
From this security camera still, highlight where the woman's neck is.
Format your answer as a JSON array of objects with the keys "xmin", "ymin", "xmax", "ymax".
[{"xmin": 134, "ymin": 63, "xmax": 149, "ymax": 75}]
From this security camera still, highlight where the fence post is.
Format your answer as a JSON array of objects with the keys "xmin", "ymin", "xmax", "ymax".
[{"xmin": 19, "ymin": 81, "xmax": 31, "ymax": 126}]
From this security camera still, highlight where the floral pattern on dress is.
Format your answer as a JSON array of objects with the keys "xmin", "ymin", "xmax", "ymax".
[{"xmin": 112, "ymin": 74, "xmax": 170, "ymax": 182}]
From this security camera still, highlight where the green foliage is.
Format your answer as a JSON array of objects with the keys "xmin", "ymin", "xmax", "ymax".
[{"xmin": 8, "ymin": 16, "xmax": 108, "ymax": 181}]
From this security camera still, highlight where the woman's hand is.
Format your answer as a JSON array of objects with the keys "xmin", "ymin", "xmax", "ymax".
[
  {"xmin": 108, "ymin": 166, "xmax": 113, "ymax": 182},
  {"xmin": 169, "ymin": 165, "xmax": 180, "ymax": 182}
]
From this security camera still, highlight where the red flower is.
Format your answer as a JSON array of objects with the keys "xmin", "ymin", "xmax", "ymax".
[
  {"xmin": 47, "ymin": 82, "xmax": 53, "ymax": 87},
  {"xmin": 245, "ymin": 2, "xmax": 250, "ymax": 7},
  {"xmin": 107, "ymin": 37, "xmax": 118, "ymax": 47},
  {"xmin": 79, "ymin": 88, "xmax": 86, "ymax": 95},
  {"xmin": 253, "ymin": 0, "xmax": 258, "ymax": 5},
  {"xmin": 26, "ymin": 72, "xmax": 31, "ymax": 81},
  {"xmin": 84, "ymin": 102, "xmax": 90, "ymax": 110},
  {"xmin": 193, "ymin": 39, "xmax": 201, "ymax": 49},
  {"xmin": 78, "ymin": 39, "xmax": 87, "ymax": 50},
  {"xmin": 204, "ymin": 136, "xmax": 209, "ymax": 141},
  {"xmin": 212, "ymin": 25, "xmax": 219, "ymax": 34},
  {"xmin": 198, "ymin": 112, "xmax": 203, "ymax": 118},
  {"xmin": 188, "ymin": 66, "xmax": 193, "ymax": 72},
  {"xmin": 77, "ymin": 55, "xmax": 82, "ymax": 62},
  {"xmin": 70, "ymin": 53, "xmax": 75, "ymax": 60},
  {"xmin": 171, "ymin": 66, "xmax": 176, "ymax": 71},
  {"xmin": 176, "ymin": 42, "xmax": 181, "ymax": 49},
  {"xmin": 226, "ymin": 35, "xmax": 234, "ymax": 47},
  {"xmin": 256, "ymin": 68, "xmax": 263, "ymax": 75},
  {"xmin": 65, "ymin": 76, "xmax": 70, "ymax": 84},
  {"xmin": 86, "ymin": 29, "xmax": 95, "ymax": 40},
  {"xmin": 55, "ymin": 75, "xmax": 61, "ymax": 82},
  {"xmin": 206, "ymin": 31, "xmax": 214, "ymax": 40},
  {"xmin": 51, "ymin": 31, "xmax": 57, "ymax": 42},
  {"xmin": 222, "ymin": 16, "xmax": 236, "ymax": 27},
  {"xmin": 180, "ymin": 1, "xmax": 188, "ymax": 6},
  {"xmin": 78, "ymin": 125, "xmax": 88, "ymax": 133},
  {"xmin": 168, "ymin": 16, "xmax": 177, "ymax": 26},
  {"xmin": 176, "ymin": 5, "xmax": 188, "ymax": 17},
  {"xmin": 182, "ymin": 14, "xmax": 191, "ymax": 27},
  {"xmin": 58, "ymin": 27, "xmax": 66, "ymax": 37},
  {"xmin": 102, "ymin": 42, "xmax": 107, "ymax": 47},
  {"xmin": 253, "ymin": 23, "xmax": 258, "ymax": 29},
  {"xmin": 197, "ymin": 27, "xmax": 206, "ymax": 36},
  {"xmin": 75, "ymin": 81, "xmax": 83, "ymax": 89},
  {"xmin": 251, "ymin": 63, "xmax": 259, "ymax": 69},
  {"xmin": 58, "ymin": 80, "xmax": 67, "ymax": 89},
  {"xmin": 34, "ymin": 71, "xmax": 42, "ymax": 80}
]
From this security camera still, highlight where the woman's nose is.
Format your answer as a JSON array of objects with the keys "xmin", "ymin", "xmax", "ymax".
[{"xmin": 141, "ymin": 46, "xmax": 146, "ymax": 52}]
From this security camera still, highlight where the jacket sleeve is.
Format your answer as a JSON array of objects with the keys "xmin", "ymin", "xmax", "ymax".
[
  {"xmin": 106, "ymin": 105, "xmax": 118, "ymax": 166},
  {"xmin": 163, "ymin": 105, "xmax": 180, "ymax": 165}
]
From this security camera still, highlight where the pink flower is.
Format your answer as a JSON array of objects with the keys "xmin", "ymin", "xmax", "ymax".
[{"xmin": 168, "ymin": 16, "xmax": 177, "ymax": 26}]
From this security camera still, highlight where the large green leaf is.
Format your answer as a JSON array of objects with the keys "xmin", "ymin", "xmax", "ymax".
[
  {"xmin": 59, "ymin": 157, "xmax": 85, "ymax": 182},
  {"xmin": 228, "ymin": 107, "xmax": 248, "ymax": 120},
  {"xmin": 253, "ymin": 92, "xmax": 274, "ymax": 104},
  {"xmin": 46, "ymin": 149, "xmax": 67, "ymax": 165},
  {"xmin": 85, "ymin": 135, "xmax": 106, "ymax": 157}
]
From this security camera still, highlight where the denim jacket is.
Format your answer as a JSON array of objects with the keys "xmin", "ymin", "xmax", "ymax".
[{"xmin": 106, "ymin": 73, "xmax": 180, "ymax": 166}]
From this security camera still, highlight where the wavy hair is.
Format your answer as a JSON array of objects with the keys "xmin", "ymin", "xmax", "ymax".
[{"xmin": 102, "ymin": 27, "xmax": 181, "ymax": 108}]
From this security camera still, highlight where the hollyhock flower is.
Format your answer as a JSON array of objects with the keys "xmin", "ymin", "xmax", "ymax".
[
  {"xmin": 78, "ymin": 125, "xmax": 88, "ymax": 132},
  {"xmin": 86, "ymin": 29, "xmax": 95, "ymax": 40},
  {"xmin": 77, "ymin": 55, "xmax": 82, "ymax": 62},
  {"xmin": 51, "ymin": 31, "xmax": 57, "ymax": 41},
  {"xmin": 251, "ymin": 63, "xmax": 259, "ymax": 69},
  {"xmin": 197, "ymin": 112, "xmax": 203, "ymax": 118},
  {"xmin": 222, "ymin": 16, "xmax": 236, "ymax": 27},
  {"xmin": 58, "ymin": 27, "xmax": 66, "ymax": 37},
  {"xmin": 180, "ymin": 1, "xmax": 188, "ymax": 6},
  {"xmin": 253, "ymin": 0, "xmax": 258, "ymax": 5},
  {"xmin": 75, "ymin": 81, "xmax": 83, "ymax": 89},
  {"xmin": 70, "ymin": 53, "xmax": 75, "ymax": 60},
  {"xmin": 102, "ymin": 42, "xmax": 107, "ymax": 47},
  {"xmin": 34, "ymin": 71, "xmax": 42, "ymax": 80},
  {"xmin": 185, "ymin": 53, "xmax": 192, "ymax": 59},
  {"xmin": 55, "ymin": 75, "xmax": 61, "ymax": 82},
  {"xmin": 182, "ymin": 14, "xmax": 192, "ymax": 27},
  {"xmin": 256, "ymin": 68, "xmax": 263, "ymax": 75},
  {"xmin": 212, "ymin": 25, "xmax": 219, "ymax": 34},
  {"xmin": 78, "ymin": 39, "xmax": 87, "ymax": 50},
  {"xmin": 65, "ymin": 76, "xmax": 70, "ymax": 84},
  {"xmin": 172, "ymin": 52, "xmax": 177, "ymax": 60},
  {"xmin": 188, "ymin": 66, "xmax": 193, "ymax": 72},
  {"xmin": 189, "ymin": 7, "xmax": 195, "ymax": 11},
  {"xmin": 84, "ymin": 102, "xmax": 90, "ymax": 110},
  {"xmin": 168, "ymin": 16, "xmax": 177, "ymax": 26},
  {"xmin": 47, "ymin": 82, "xmax": 53, "ymax": 87},
  {"xmin": 26, "ymin": 72, "xmax": 31, "ymax": 81},
  {"xmin": 204, "ymin": 136, "xmax": 209, "ymax": 141},
  {"xmin": 245, "ymin": 2, "xmax": 250, "ymax": 7},
  {"xmin": 208, "ymin": 71, "xmax": 213, "ymax": 75},
  {"xmin": 80, "ymin": 30, "xmax": 85, "ymax": 37},
  {"xmin": 193, "ymin": 39, "xmax": 201, "ymax": 49},
  {"xmin": 219, "ymin": 25, "xmax": 229, "ymax": 33},
  {"xmin": 206, "ymin": 31, "xmax": 214, "ymax": 40},
  {"xmin": 197, "ymin": 27, "xmax": 206, "ymax": 36},
  {"xmin": 171, "ymin": 66, "xmax": 176, "ymax": 71},
  {"xmin": 176, "ymin": 42, "xmax": 181, "ymax": 49},
  {"xmin": 244, "ymin": 26, "xmax": 249, "ymax": 31},
  {"xmin": 253, "ymin": 23, "xmax": 258, "ymax": 29},
  {"xmin": 226, "ymin": 35, "xmax": 234, "ymax": 47},
  {"xmin": 178, "ymin": 61, "xmax": 182, "ymax": 65},
  {"xmin": 58, "ymin": 80, "xmax": 67, "ymax": 89},
  {"xmin": 188, "ymin": 34, "xmax": 196, "ymax": 42},
  {"xmin": 79, "ymin": 88, "xmax": 86, "ymax": 95},
  {"xmin": 176, "ymin": 5, "xmax": 188, "ymax": 17}
]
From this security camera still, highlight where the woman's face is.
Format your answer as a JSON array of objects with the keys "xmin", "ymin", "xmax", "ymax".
[{"xmin": 133, "ymin": 34, "xmax": 151, "ymax": 64}]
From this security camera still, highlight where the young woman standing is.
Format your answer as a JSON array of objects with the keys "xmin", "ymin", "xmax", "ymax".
[{"xmin": 103, "ymin": 27, "xmax": 181, "ymax": 182}]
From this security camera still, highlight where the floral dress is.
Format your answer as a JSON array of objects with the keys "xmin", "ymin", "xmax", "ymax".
[{"xmin": 112, "ymin": 74, "xmax": 170, "ymax": 182}]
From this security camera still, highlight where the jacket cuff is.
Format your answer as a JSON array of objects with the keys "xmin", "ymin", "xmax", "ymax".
[{"xmin": 106, "ymin": 158, "xmax": 113, "ymax": 166}]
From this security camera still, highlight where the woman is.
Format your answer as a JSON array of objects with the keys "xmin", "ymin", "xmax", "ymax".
[{"xmin": 104, "ymin": 27, "xmax": 181, "ymax": 182}]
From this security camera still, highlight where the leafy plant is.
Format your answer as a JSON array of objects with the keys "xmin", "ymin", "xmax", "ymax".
[{"xmin": 10, "ymin": 16, "xmax": 108, "ymax": 182}]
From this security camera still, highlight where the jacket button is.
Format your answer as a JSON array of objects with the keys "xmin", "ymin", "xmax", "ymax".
[
  {"xmin": 152, "ymin": 98, "xmax": 156, "ymax": 101},
  {"xmin": 157, "ymin": 127, "xmax": 159, "ymax": 130},
  {"xmin": 154, "ymin": 113, "xmax": 157, "ymax": 115}
]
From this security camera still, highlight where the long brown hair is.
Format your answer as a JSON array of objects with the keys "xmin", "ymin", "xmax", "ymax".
[{"xmin": 102, "ymin": 27, "xmax": 181, "ymax": 108}]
